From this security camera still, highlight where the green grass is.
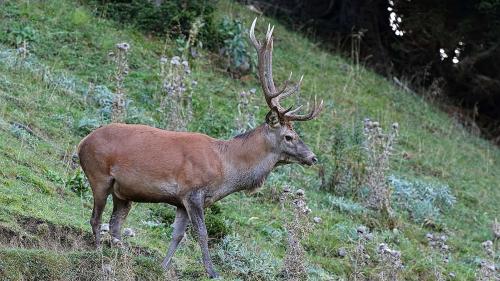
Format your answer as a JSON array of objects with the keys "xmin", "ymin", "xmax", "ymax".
[{"xmin": 0, "ymin": 0, "xmax": 499, "ymax": 280}]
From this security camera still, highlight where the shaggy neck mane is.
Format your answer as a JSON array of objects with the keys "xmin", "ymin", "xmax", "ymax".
[{"xmin": 217, "ymin": 124, "xmax": 279, "ymax": 192}]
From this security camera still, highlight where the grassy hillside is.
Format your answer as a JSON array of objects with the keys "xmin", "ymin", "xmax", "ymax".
[{"xmin": 0, "ymin": 0, "xmax": 499, "ymax": 280}]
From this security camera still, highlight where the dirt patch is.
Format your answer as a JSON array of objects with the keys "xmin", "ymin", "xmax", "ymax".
[
  {"xmin": 0, "ymin": 216, "xmax": 94, "ymax": 251},
  {"xmin": 0, "ymin": 216, "xmax": 157, "ymax": 257}
]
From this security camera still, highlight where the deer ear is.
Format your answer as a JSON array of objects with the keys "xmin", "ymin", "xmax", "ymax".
[{"xmin": 265, "ymin": 111, "xmax": 281, "ymax": 128}]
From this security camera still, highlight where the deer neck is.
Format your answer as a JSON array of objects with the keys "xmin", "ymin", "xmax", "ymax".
[{"xmin": 208, "ymin": 125, "xmax": 279, "ymax": 204}]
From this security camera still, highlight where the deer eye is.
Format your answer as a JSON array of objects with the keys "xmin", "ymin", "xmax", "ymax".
[{"xmin": 285, "ymin": 135, "xmax": 293, "ymax": 142}]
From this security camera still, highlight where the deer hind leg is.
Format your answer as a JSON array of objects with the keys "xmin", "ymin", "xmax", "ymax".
[
  {"xmin": 161, "ymin": 206, "xmax": 189, "ymax": 271},
  {"xmin": 109, "ymin": 192, "xmax": 132, "ymax": 245},
  {"xmin": 183, "ymin": 191, "xmax": 219, "ymax": 279},
  {"xmin": 88, "ymin": 176, "xmax": 113, "ymax": 248}
]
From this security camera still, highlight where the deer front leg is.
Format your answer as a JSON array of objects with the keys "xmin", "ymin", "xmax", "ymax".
[
  {"xmin": 161, "ymin": 207, "xmax": 189, "ymax": 270},
  {"xmin": 184, "ymin": 191, "xmax": 219, "ymax": 279}
]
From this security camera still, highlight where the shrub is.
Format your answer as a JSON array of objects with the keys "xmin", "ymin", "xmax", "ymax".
[
  {"xmin": 148, "ymin": 203, "xmax": 228, "ymax": 239},
  {"xmin": 218, "ymin": 16, "xmax": 252, "ymax": 77},
  {"xmin": 77, "ymin": 117, "xmax": 101, "ymax": 135},
  {"xmin": 87, "ymin": 0, "xmax": 218, "ymax": 46},
  {"xmin": 205, "ymin": 204, "xmax": 230, "ymax": 240},
  {"xmin": 3, "ymin": 23, "xmax": 38, "ymax": 48},
  {"xmin": 389, "ymin": 175, "xmax": 456, "ymax": 225},
  {"xmin": 215, "ymin": 234, "xmax": 279, "ymax": 280},
  {"xmin": 324, "ymin": 123, "xmax": 365, "ymax": 197},
  {"xmin": 66, "ymin": 168, "xmax": 89, "ymax": 197}
]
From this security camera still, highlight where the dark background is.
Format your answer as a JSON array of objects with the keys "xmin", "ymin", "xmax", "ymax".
[{"xmin": 244, "ymin": 0, "xmax": 500, "ymax": 143}]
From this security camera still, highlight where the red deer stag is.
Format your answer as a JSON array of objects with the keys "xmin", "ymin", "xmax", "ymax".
[{"xmin": 78, "ymin": 18, "xmax": 323, "ymax": 278}]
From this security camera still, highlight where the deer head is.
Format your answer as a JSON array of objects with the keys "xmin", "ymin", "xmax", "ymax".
[{"xmin": 250, "ymin": 18, "xmax": 323, "ymax": 166}]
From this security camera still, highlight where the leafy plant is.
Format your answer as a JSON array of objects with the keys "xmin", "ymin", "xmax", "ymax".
[
  {"xmin": 66, "ymin": 169, "xmax": 89, "ymax": 197},
  {"xmin": 324, "ymin": 123, "xmax": 365, "ymax": 197},
  {"xmin": 218, "ymin": 16, "xmax": 252, "ymax": 77},
  {"xmin": 86, "ymin": 0, "xmax": 217, "ymax": 46},
  {"xmin": 389, "ymin": 175, "xmax": 456, "ymax": 225},
  {"xmin": 4, "ymin": 24, "xmax": 37, "ymax": 47},
  {"xmin": 216, "ymin": 234, "xmax": 279, "ymax": 280}
]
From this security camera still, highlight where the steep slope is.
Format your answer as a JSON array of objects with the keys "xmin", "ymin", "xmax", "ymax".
[{"xmin": 0, "ymin": 0, "xmax": 498, "ymax": 280}]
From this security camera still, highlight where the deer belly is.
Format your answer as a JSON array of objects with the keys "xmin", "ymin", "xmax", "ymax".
[{"xmin": 112, "ymin": 180, "xmax": 182, "ymax": 205}]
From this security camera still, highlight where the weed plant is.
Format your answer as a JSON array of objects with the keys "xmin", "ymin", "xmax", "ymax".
[
  {"xmin": 389, "ymin": 175, "xmax": 456, "ymax": 226},
  {"xmin": 110, "ymin": 42, "xmax": 130, "ymax": 122},
  {"xmin": 281, "ymin": 187, "xmax": 312, "ymax": 280},
  {"xmin": 233, "ymin": 88, "xmax": 258, "ymax": 135},
  {"xmin": 158, "ymin": 56, "xmax": 196, "ymax": 131},
  {"xmin": 362, "ymin": 119, "xmax": 399, "ymax": 215},
  {"xmin": 218, "ymin": 16, "xmax": 252, "ymax": 77}
]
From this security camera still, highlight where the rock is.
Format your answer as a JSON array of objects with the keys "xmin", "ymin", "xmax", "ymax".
[
  {"xmin": 296, "ymin": 189, "xmax": 305, "ymax": 196},
  {"xmin": 425, "ymin": 233, "xmax": 433, "ymax": 240},
  {"xmin": 313, "ymin": 217, "xmax": 322, "ymax": 224},
  {"xmin": 357, "ymin": 225, "xmax": 368, "ymax": 234},
  {"xmin": 123, "ymin": 228, "xmax": 136, "ymax": 237},
  {"xmin": 116, "ymin": 42, "xmax": 130, "ymax": 51},
  {"xmin": 378, "ymin": 243, "xmax": 388, "ymax": 252},
  {"xmin": 112, "ymin": 237, "xmax": 122, "ymax": 247},
  {"xmin": 102, "ymin": 264, "xmax": 113, "ymax": 275},
  {"xmin": 337, "ymin": 247, "xmax": 347, "ymax": 258},
  {"xmin": 100, "ymin": 223, "xmax": 110, "ymax": 233},
  {"xmin": 449, "ymin": 272, "xmax": 456, "ymax": 278},
  {"xmin": 283, "ymin": 186, "xmax": 291, "ymax": 193}
]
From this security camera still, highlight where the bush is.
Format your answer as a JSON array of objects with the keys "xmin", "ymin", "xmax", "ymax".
[
  {"xmin": 66, "ymin": 168, "xmax": 90, "ymax": 197},
  {"xmin": 389, "ymin": 175, "xmax": 456, "ymax": 225},
  {"xmin": 218, "ymin": 17, "xmax": 252, "ymax": 77},
  {"xmin": 149, "ymin": 203, "xmax": 228, "ymax": 239},
  {"xmin": 87, "ymin": 0, "xmax": 218, "ymax": 46},
  {"xmin": 205, "ymin": 204, "xmax": 230, "ymax": 240},
  {"xmin": 323, "ymin": 123, "xmax": 365, "ymax": 197},
  {"xmin": 215, "ymin": 234, "xmax": 279, "ymax": 280}
]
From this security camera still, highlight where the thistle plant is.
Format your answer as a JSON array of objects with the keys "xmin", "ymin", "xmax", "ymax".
[
  {"xmin": 110, "ymin": 42, "xmax": 130, "ymax": 122},
  {"xmin": 376, "ymin": 243, "xmax": 403, "ymax": 281},
  {"xmin": 159, "ymin": 56, "xmax": 196, "ymax": 131},
  {"xmin": 362, "ymin": 119, "xmax": 399, "ymax": 214},
  {"xmin": 351, "ymin": 226, "xmax": 372, "ymax": 281},
  {"xmin": 476, "ymin": 240, "xmax": 499, "ymax": 281},
  {"xmin": 234, "ymin": 88, "xmax": 257, "ymax": 134},
  {"xmin": 280, "ymin": 187, "xmax": 312, "ymax": 281}
]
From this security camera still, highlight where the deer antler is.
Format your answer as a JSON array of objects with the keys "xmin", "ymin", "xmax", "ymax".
[{"xmin": 249, "ymin": 18, "xmax": 323, "ymax": 123}]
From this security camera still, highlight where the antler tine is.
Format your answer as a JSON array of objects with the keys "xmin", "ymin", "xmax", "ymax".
[
  {"xmin": 284, "ymin": 96, "xmax": 324, "ymax": 121},
  {"xmin": 249, "ymin": 18, "xmax": 260, "ymax": 49},
  {"xmin": 251, "ymin": 18, "xmax": 323, "ymax": 122},
  {"xmin": 280, "ymin": 74, "xmax": 303, "ymax": 100},
  {"xmin": 285, "ymin": 105, "xmax": 303, "ymax": 116}
]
